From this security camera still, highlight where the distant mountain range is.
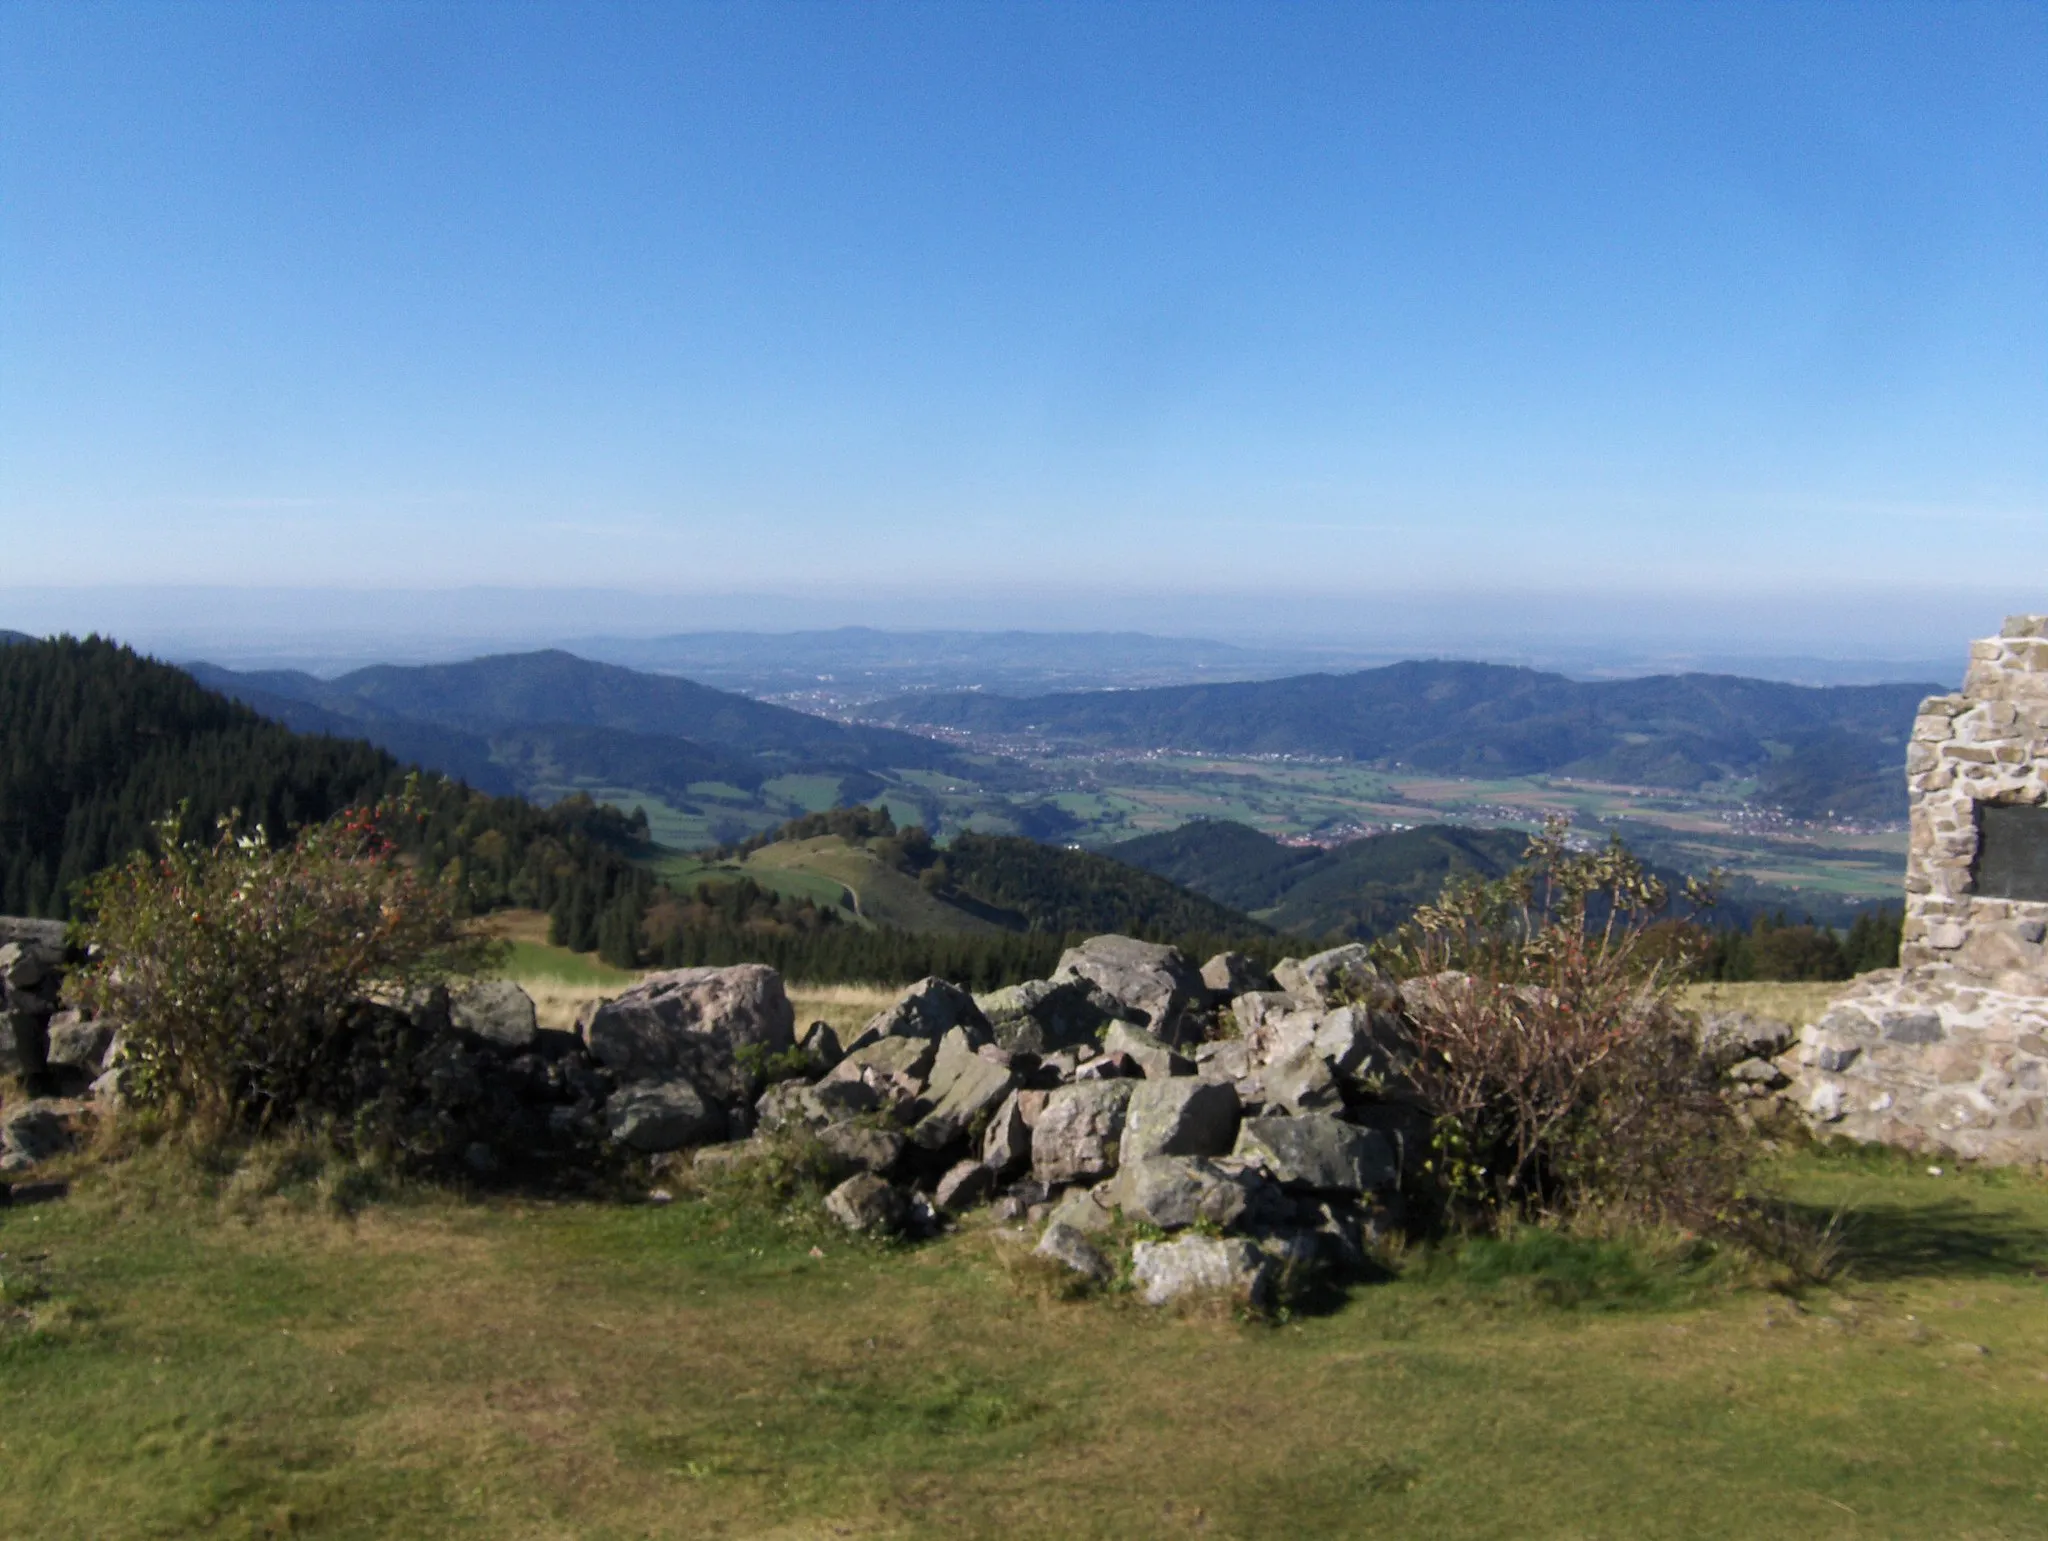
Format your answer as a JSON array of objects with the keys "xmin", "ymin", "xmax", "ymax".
[
  {"xmin": 186, "ymin": 650, "xmax": 963, "ymax": 809},
  {"xmin": 873, "ymin": 660, "xmax": 1940, "ymax": 822}
]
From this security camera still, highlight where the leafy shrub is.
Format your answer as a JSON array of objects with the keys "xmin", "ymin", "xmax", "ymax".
[
  {"xmin": 1387, "ymin": 819, "xmax": 1746, "ymax": 1231},
  {"xmin": 74, "ymin": 794, "xmax": 495, "ymax": 1135}
]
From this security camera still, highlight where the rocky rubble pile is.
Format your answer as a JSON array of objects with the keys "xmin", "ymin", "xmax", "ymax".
[
  {"xmin": 0, "ymin": 917, "xmax": 1810, "ymax": 1288},
  {"xmin": 634, "ymin": 935, "xmax": 1429, "ymax": 1308}
]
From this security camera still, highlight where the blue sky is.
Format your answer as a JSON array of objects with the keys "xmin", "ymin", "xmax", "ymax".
[{"xmin": 2, "ymin": 2, "xmax": 2043, "ymax": 622}]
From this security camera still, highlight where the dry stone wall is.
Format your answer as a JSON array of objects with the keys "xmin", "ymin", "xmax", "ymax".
[{"xmin": 1796, "ymin": 615, "xmax": 2048, "ymax": 1161}]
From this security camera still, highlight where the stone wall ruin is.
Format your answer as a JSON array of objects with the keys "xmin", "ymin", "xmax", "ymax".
[{"xmin": 1796, "ymin": 615, "xmax": 2048, "ymax": 1162}]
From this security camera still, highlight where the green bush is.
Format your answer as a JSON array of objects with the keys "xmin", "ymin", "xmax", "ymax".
[
  {"xmin": 1387, "ymin": 820, "xmax": 1747, "ymax": 1232},
  {"xmin": 74, "ymin": 796, "xmax": 496, "ymax": 1135}
]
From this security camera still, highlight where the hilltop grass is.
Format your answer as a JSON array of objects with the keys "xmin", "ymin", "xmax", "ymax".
[{"xmin": 1, "ymin": 1141, "xmax": 2044, "ymax": 1539}]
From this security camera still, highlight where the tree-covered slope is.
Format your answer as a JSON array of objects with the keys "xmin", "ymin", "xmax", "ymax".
[
  {"xmin": 874, "ymin": 661, "xmax": 1937, "ymax": 820},
  {"xmin": 934, "ymin": 831, "xmax": 1262, "ymax": 940},
  {"xmin": 1109, "ymin": 818, "xmax": 1530, "ymax": 941},
  {"xmin": 0, "ymin": 637, "xmax": 403, "ymax": 914},
  {"xmin": 0, "ymin": 637, "xmax": 658, "ymax": 934},
  {"xmin": 196, "ymin": 651, "xmax": 962, "ymax": 771}
]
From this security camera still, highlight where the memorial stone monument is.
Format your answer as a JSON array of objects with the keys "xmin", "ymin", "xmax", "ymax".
[{"xmin": 1796, "ymin": 615, "xmax": 2048, "ymax": 1162}]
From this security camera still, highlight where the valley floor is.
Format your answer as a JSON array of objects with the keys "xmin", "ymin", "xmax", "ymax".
[{"xmin": 0, "ymin": 1143, "xmax": 2042, "ymax": 1539}]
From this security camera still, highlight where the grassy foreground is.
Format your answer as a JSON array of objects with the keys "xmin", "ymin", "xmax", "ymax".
[{"xmin": 0, "ymin": 1140, "xmax": 2044, "ymax": 1539}]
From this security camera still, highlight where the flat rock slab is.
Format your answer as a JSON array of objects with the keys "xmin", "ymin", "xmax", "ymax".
[
  {"xmin": 581, "ymin": 965, "xmax": 793, "ymax": 1094},
  {"xmin": 1234, "ymin": 1113, "xmax": 1397, "ymax": 1194},
  {"xmin": 607, "ymin": 1080, "xmax": 724, "ymax": 1152},
  {"xmin": 453, "ymin": 980, "xmax": 540, "ymax": 1050},
  {"xmin": 1031, "ymin": 1080, "xmax": 1134, "ymax": 1185},
  {"xmin": 1123, "ymin": 1078, "xmax": 1239, "ymax": 1162},
  {"xmin": 1131, "ymin": 1235, "xmax": 1271, "ymax": 1307}
]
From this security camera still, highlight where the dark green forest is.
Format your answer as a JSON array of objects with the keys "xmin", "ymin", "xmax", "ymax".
[{"xmin": 0, "ymin": 637, "xmax": 658, "ymax": 945}]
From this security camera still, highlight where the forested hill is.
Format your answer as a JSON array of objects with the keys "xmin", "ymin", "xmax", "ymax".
[
  {"xmin": 1108, "ymin": 819, "xmax": 1529, "ymax": 940},
  {"xmin": 873, "ymin": 660, "xmax": 1941, "ymax": 821},
  {"xmin": 0, "ymin": 636, "xmax": 657, "ymax": 930},
  {"xmin": 191, "ymin": 650, "xmax": 963, "ymax": 772}
]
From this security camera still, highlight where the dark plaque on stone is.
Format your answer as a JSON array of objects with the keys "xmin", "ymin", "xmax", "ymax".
[{"xmin": 1972, "ymin": 802, "xmax": 2048, "ymax": 902}]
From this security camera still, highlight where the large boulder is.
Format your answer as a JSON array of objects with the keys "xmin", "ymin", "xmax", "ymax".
[
  {"xmin": 825, "ymin": 1173, "xmax": 911, "ymax": 1234},
  {"xmin": 1123, "ymin": 1078, "xmax": 1240, "ymax": 1162},
  {"xmin": 580, "ymin": 965, "xmax": 794, "ymax": 1101},
  {"xmin": 0, "ymin": 1098, "xmax": 78, "ymax": 1164},
  {"xmin": 1103, "ymin": 1021, "xmax": 1194, "ymax": 1080},
  {"xmin": 452, "ymin": 980, "xmax": 539, "ymax": 1051},
  {"xmin": 1034, "ymin": 1221, "xmax": 1114, "ymax": 1283},
  {"xmin": 1031, "ymin": 1080, "xmax": 1135, "ymax": 1185},
  {"xmin": 982, "ymin": 1090, "xmax": 1034, "ymax": 1176},
  {"xmin": 1202, "ymin": 951, "xmax": 1272, "ymax": 999},
  {"xmin": 1234, "ymin": 1113, "xmax": 1397, "ymax": 1194},
  {"xmin": 1115, "ymin": 1155, "xmax": 1260, "ymax": 1231},
  {"xmin": 1130, "ymin": 1235, "xmax": 1272, "ymax": 1307},
  {"xmin": 846, "ymin": 977, "xmax": 990, "ymax": 1053},
  {"xmin": 817, "ymin": 1123, "xmax": 906, "ymax": 1178},
  {"xmin": 606, "ymin": 1080, "xmax": 725, "ymax": 1152},
  {"xmin": 44, "ymin": 1012, "xmax": 116, "ymax": 1074},
  {"xmin": 1262, "ymin": 1045, "xmax": 1344, "ymax": 1115},
  {"xmin": 1272, "ymin": 944, "xmax": 1395, "ymax": 1011},
  {"xmin": 978, "ymin": 977, "xmax": 1129, "ymax": 1054},
  {"xmin": 911, "ymin": 1031, "xmax": 1018, "ymax": 1151},
  {"xmin": 1054, "ymin": 936, "xmax": 1206, "ymax": 1044}
]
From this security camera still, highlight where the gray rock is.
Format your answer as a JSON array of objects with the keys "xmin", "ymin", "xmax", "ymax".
[
  {"xmin": 452, "ymin": 979, "xmax": 539, "ymax": 1050},
  {"xmin": 821, "ymin": 1035, "xmax": 938, "ymax": 1099},
  {"xmin": 983, "ymin": 1090, "xmax": 1033, "ymax": 1176},
  {"xmin": 1054, "ymin": 935, "xmax": 1206, "ymax": 1044},
  {"xmin": 1075, "ymin": 1051, "xmax": 1140, "ymax": 1081},
  {"xmin": 0, "ymin": 1010, "xmax": 48, "ymax": 1079},
  {"xmin": 818, "ymin": 1122, "xmax": 906, "ymax": 1178},
  {"xmin": 846, "ymin": 977, "xmax": 990, "ymax": 1053},
  {"xmin": 1123, "ymin": 1077, "xmax": 1240, "ymax": 1162},
  {"xmin": 1272, "ymin": 944, "xmax": 1394, "ymax": 1010},
  {"xmin": 799, "ymin": 1020, "xmax": 844, "ymax": 1072},
  {"xmin": 1262, "ymin": 1045, "xmax": 1344, "ymax": 1115},
  {"xmin": 1195, "ymin": 1039, "xmax": 1254, "ymax": 1084},
  {"xmin": 1130, "ymin": 1235, "xmax": 1272, "ymax": 1307},
  {"xmin": 1033, "ymin": 1220, "xmax": 1113, "ymax": 1282},
  {"xmin": 1115, "ymin": 1155, "xmax": 1259, "ymax": 1231},
  {"xmin": 977, "ymin": 977, "xmax": 1128, "ymax": 1054},
  {"xmin": 1, "ymin": 1099, "xmax": 77, "ymax": 1163},
  {"xmin": 1882, "ymin": 1010, "xmax": 1944, "ymax": 1045},
  {"xmin": 44, "ymin": 1012, "xmax": 116, "ymax": 1073},
  {"xmin": 825, "ymin": 1172, "xmax": 910, "ymax": 1234},
  {"xmin": 1698, "ymin": 1010, "xmax": 1796, "ymax": 1066},
  {"xmin": 1201, "ymin": 951, "xmax": 1271, "ymax": 999},
  {"xmin": 1103, "ymin": 1021, "xmax": 1194, "ymax": 1079},
  {"xmin": 0, "ymin": 939, "xmax": 55, "ymax": 991},
  {"xmin": 1047, "ymin": 1183, "xmax": 1117, "ymax": 1234},
  {"xmin": 580, "ymin": 965, "xmax": 794, "ymax": 1098},
  {"xmin": 1234, "ymin": 1113, "xmax": 1397, "ymax": 1194},
  {"xmin": 1727, "ymin": 1057, "xmax": 1791, "ymax": 1090},
  {"xmin": 606, "ymin": 1080, "xmax": 725, "ymax": 1152},
  {"xmin": 1312, "ymin": 1007, "xmax": 1380, "ymax": 1078},
  {"xmin": 1031, "ymin": 1080, "xmax": 1135, "ymax": 1185},
  {"xmin": 912, "ymin": 1030, "xmax": 1018, "ymax": 1150},
  {"xmin": 934, "ymin": 1159, "xmax": 994, "ymax": 1211}
]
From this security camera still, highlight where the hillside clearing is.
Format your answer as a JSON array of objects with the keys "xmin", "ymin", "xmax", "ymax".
[{"xmin": 0, "ymin": 1145, "xmax": 2042, "ymax": 1538}]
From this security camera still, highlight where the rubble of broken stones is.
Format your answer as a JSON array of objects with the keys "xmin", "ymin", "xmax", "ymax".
[
  {"xmin": 617, "ymin": 934, "xmax": 1431, "ymax": 1310},
  {"xmin": 0, "ymin": 915, "xmax": 1811, "ymax": 1300}
]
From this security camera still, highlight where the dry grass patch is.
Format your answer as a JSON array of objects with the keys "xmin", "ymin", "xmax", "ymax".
[{"xmin": 1682, "ymin": 978, "xmax": 1851, "ymax": 1027}]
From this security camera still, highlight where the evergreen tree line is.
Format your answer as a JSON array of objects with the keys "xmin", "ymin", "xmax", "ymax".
[
  {"xmin": 1696, "ymin": 905, "xmax": 1902, "ymax": 983},
  {"xmin": 0, "ymin": 637, "xmax": 659, "ymax": 933}
]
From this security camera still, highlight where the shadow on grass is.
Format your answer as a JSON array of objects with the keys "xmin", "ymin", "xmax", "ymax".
[{"xmin": 1786, "ymin": 1198, "xmax": 2048, "ymax": 1284}]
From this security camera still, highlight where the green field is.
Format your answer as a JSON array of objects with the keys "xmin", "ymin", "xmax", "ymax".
[{"xmin": 1, "ymin": 1142, "xmax": 2044, "ymax": 1538}]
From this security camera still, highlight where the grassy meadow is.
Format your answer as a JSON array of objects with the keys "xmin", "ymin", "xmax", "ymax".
[{"xmin": 0, "ymin": 1137, "xmax": 2044, "ymax": 1539}]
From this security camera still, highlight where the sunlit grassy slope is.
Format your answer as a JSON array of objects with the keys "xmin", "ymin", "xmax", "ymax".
[{"xmin": 0, "ymin": 1144, "xmax": 2043, "ymax": 1538}]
